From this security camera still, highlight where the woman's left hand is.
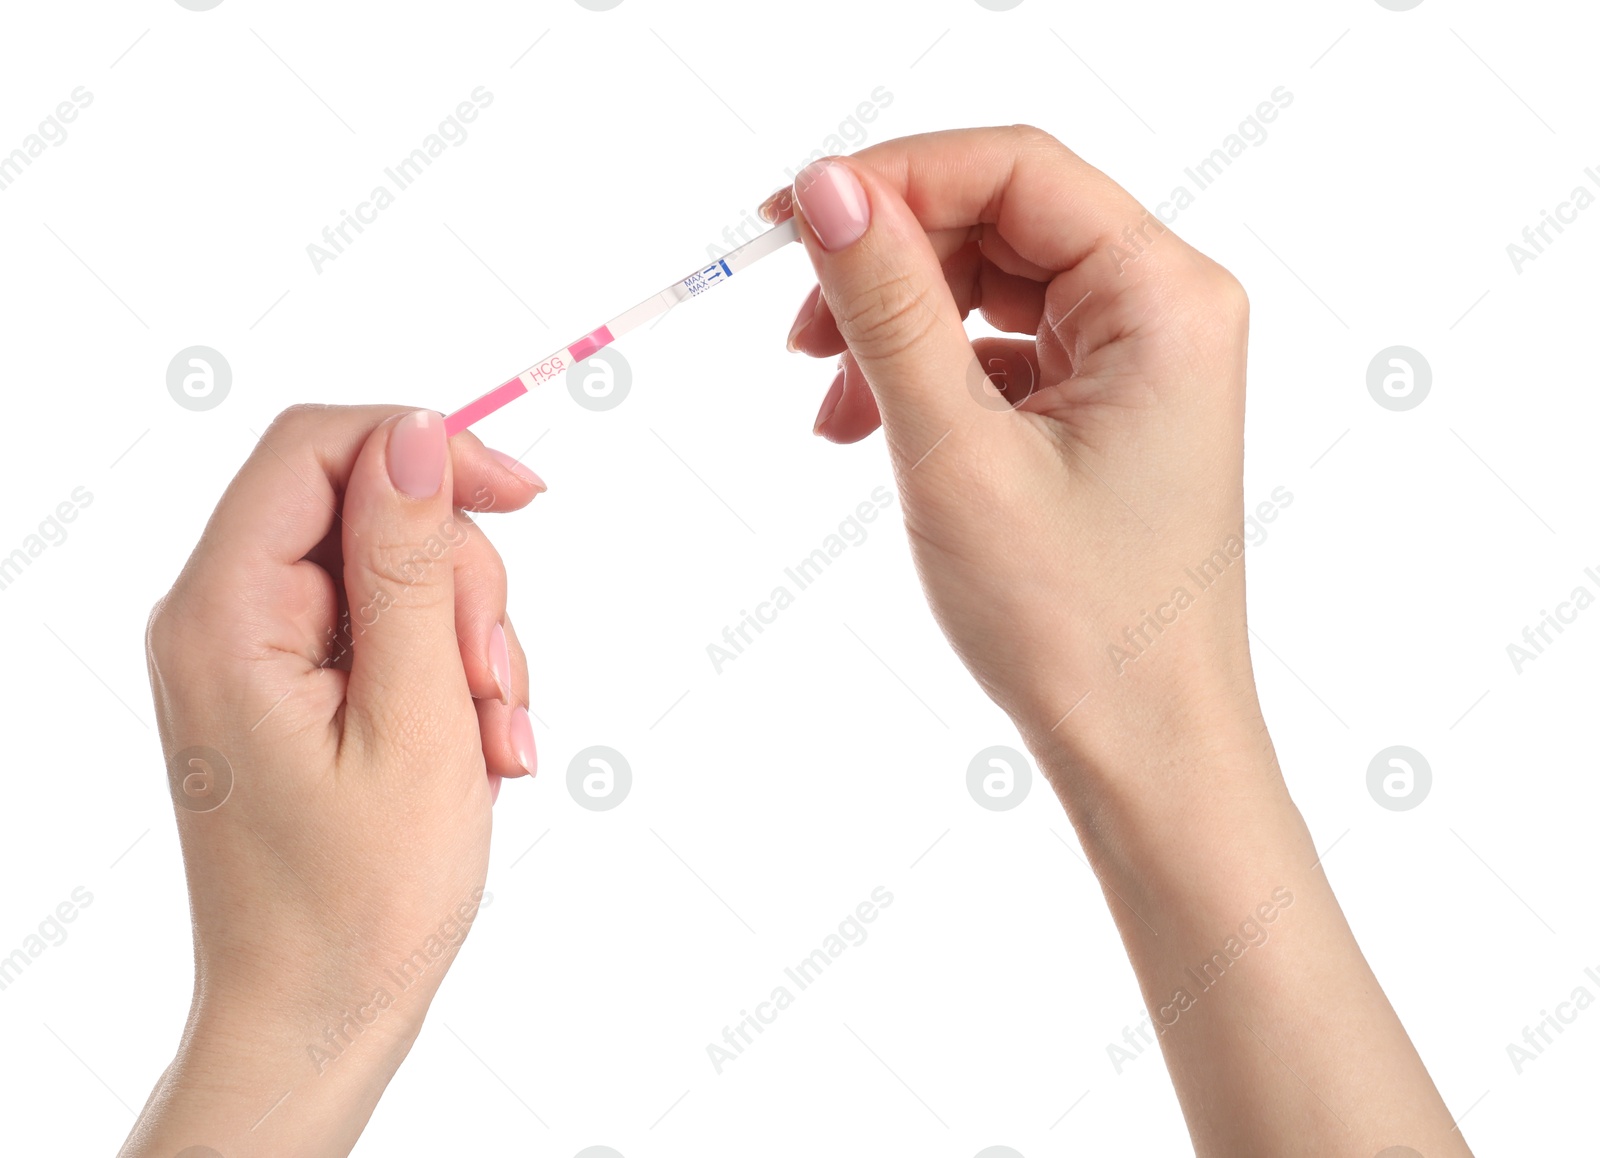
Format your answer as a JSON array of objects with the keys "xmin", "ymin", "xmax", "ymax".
[{"xmin": 124, "ymin": 405, "xmax": 542, "ymax": 1158}]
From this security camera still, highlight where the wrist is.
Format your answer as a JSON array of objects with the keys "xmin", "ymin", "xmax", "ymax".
[
  {"xmin": 188, "ymin": 985, "xmax": 422, "ymax": 1088},
  {"xmin": 1016, "ymin": 651, "xmax": 1272, "ymax": 794},
  {"xmin": 119, "ymin": 994, "xmax": 421, "ymax": 1158},
  {"xmin": 1011, "ymin": 629, "xmax": 1305, "ymax": 849},
  {"xmin": 1024, "ymin": 685, "xmax": 1318, "ymax": 921},
  {"xmin": 180, "ymin": 895, "xmax": 473, "ymax": 1074}
]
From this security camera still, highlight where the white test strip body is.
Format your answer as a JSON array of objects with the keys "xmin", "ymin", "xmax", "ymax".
[{"xmin": 445, "ymin": 218, "xmax": 799, "ymax": 435}]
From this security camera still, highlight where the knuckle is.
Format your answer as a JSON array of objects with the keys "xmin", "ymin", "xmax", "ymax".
[
  {"xmin": 456, "ymin": 530, "xmax": 510, "ymax": 609},
  {"xmin": 263, "ymin": 403, "xmax": 326, "ymax": 442},
  {"xmin": 354, "ymin": 517, "xmax": 469, "ymax": 598},
  {"xmin": 1006, "ymin": 122, "xmax": 1059, "ymax": 151},
  {"xmin": 1131, "ymin": 250, "xmax": 1249, "ymax": 333},
  {"xmin": 1211, "ymin": 265, "xmax": 1250, "ymax": 321},
  {"xmin": 480, "ymin": 540, "xmax": 508, "ymax": 594},
  {"xmin": 360, "ymin": 544, "xmax": 445, "ymax": 596},
  {"xmin": 144, "ymin": 595, "xmax": 177, "ymax": 664},
  {"xmin": 145, "ymin": 589, "xmax": 211, "ymax": 679},
  {"xmin": 835, "ymin": 277, "xmax": 942, "ymax": 363},
  {"xmin": 1180, "ymin": 257, "xmax": 1250, "ymax": 329}
]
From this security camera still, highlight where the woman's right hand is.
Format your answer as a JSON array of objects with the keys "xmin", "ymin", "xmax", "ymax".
[
  {"xmin": 769, "ymin": 128, "xmax": 1473, "ymax": 1158},
  {"xmin": 769, "ymin": 126, "xmax": 1259, "ymax": 773}
]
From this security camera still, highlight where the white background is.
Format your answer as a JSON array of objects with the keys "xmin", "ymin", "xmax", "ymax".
[{"xmin": 1, "ymin": 1, "xmax": 1596, "ymax": 1154}]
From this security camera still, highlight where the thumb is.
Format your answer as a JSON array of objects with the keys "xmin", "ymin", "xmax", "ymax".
[
  {"xmin": 340, "ymin": 409, "xmax": 468, "ymax": 740},
  {"xmin": 792, "ymin": 157, "xmax": 981, "ymax": 457}
]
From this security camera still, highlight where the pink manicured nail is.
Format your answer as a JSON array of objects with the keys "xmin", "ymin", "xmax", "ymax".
[
  {"xmin": 488, "ymin": 448, "xmax": 547, "ymax": 492},
  {"xmin": 388, "ymin": 410, "xmax": 446, "ymax": 499},
  {"xmin": 760, "ymin": 186, "xmax": 793, "ymax": 223},
  {"xmin": 814, "ymin": 369, "xmax": 845, "ymax": 435},
  {"xmin": 488, "ymin": 772, "xmax": 502, "ymax": 805},
  {"xmin": 509, "ymin": 705, "xmax": 537, "ymax": 776},
  {"xmin": 787, "ymin": 285, "xmax": 822, "ymax": 352},
  {"xmin": 794, "ymin": 160, "xmax": 870, "ymax": 251},
  {"xmin": 488, "ymin": 622, "xmax": 512, "ymax": 706}
]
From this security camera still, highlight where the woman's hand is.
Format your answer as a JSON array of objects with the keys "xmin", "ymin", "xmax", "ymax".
[
  {"xmin": 123, "ymin": 406, "xmax": 543, "ymax": 1158},
  {"xmin": 769, "ymin": 125, "xmax": 1255, "ymax": 772},
  {"xmin": 772, "ymin": 128, "xmax": 1473, "ymax": 1158}
]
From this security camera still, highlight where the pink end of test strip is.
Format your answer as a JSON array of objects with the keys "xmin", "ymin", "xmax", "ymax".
[{"xmin": 443, "ymin": 326, "xmax": 614, "ymax": 437}]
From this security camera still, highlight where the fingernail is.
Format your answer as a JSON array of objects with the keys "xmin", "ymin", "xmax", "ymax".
[
  {"xmin": 509, "ymin": 705, "xmax": 537, "ymax": 776},
  {"xmin": 794, "ymin": 160, "xmax": 870, "ymax": 252},
  {"xmin": 488, "ymin": 772, "xmax": 502, "ymax": 806},
  {"xmin": 488, "ymin": 448, "xmax": 547, "ymax": 492},
  {"xmin": 787, "ymin": 285, "xmax": 822, "ymax": 352},
  {"xmin": 388, "ymin": 410, "xmax": 446, "ymax": 499},
  {"xmin": 488, "ymin": 622, "xmax": 512, "ymax": 706},
  {"xmin": 814, "ymin": 369, "xmax": 845, "ymax": 435},
  {"xmin": 759, "ymin": 186, "xmax": 793, "ymax": 223}
]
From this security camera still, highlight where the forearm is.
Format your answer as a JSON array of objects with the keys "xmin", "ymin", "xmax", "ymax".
[{"xmin": 1033, "ymin": 702, "xmax": 1472, "ymax": 1157}]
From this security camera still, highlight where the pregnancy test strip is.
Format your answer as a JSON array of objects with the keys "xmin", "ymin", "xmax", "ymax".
[
  {"xmin": 441, "ymin": 326, "xmax": 612, "ymax": 435},
  {"xmin": 444, "ymin": 217, "xmax": 799, "ymax": 437}
]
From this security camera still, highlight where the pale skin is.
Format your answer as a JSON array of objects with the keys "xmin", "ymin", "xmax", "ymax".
[{"xmin": 122, "ymin": 127, "xmax": 1472, "ymax": 1157}]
